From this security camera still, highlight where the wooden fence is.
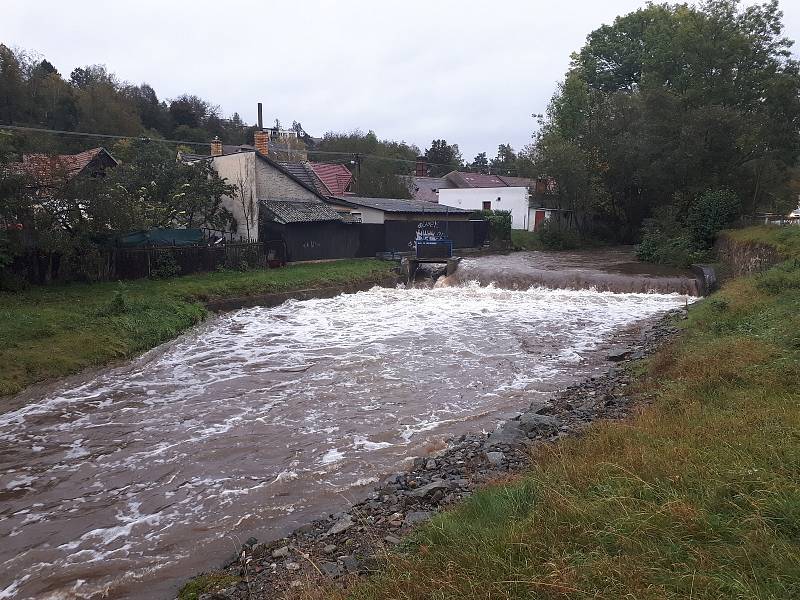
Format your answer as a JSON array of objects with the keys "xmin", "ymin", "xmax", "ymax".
[{"xmin": 5, "ymin": 241, "xmax": 286, "ymax": 285}]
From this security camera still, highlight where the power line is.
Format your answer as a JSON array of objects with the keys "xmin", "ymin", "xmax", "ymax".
[
  {"xmin": 0, "ymin": 123, "xmax": 517, "ymax": 172},
  {"xmin": 0, "ymin": 124, "xmax": 213, "ymax": 147}
]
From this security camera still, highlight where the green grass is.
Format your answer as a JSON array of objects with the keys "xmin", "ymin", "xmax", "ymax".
[
  {"xmin": 723, "ymin": 225, "xmax": 800, "ymax": 259},
  {"xmin": 511, "ymin": 230, "xmax": 545, "ymax": 251},
  {"xmin": 177, "ymin": 572, "xmax": 240, "ymax": 600},
  {"xmin": 330, "ymin": 239, "xmax": 800, "ymax": 599},
  {"xmin": 0, "ymin": 259, "xmax": 395, "ymax": 397}
]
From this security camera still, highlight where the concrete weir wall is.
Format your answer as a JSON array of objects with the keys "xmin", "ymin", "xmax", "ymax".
[{"xmin": 715, "ymin": 235, "xmax": 784, "ymax": 277}]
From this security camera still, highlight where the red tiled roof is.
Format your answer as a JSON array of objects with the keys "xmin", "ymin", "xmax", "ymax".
[
  {"xmin": 11, "ymin": 148, "xmax": 116, "ymax": 187},
  {"xmin": 309, "ymin": 162, "xmax": 353, "ymax": 196}
]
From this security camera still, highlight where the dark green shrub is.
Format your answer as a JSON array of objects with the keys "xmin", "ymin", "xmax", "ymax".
[
  {"xmin": 537, "ymin": 219, "xmax": 580, "ymax": 250},
  {"xmin": 150, "ymin": 251, "xmax": 180, "ymax": 279},
  {"xmin": 486, "ymin": 210, "xmax": 512, "ymax": 243},
  {"xmin": 686, "ymin": 188, "xmax": 741, "ymax": 247}
]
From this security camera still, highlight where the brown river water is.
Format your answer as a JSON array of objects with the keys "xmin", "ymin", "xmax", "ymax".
[{"xmin": 0, "ymin": 250, "xmax": 697, "ymax": 599}]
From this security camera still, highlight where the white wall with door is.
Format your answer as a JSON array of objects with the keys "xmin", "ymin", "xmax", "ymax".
[{"xmin": 438, "ymin": 187, "xmax": 530, "ymax": 230}]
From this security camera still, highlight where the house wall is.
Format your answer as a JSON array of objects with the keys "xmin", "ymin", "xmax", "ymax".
[
  {"xmin": 438, "ymin": 187, "xmax": 530, "ymax": 230},
  {"xmin": 327, "ymin": 202, "xmax": 385, "ymax": 224},
  {"xmin": 255, "ymin": 156, "xmax": 319, "ymax": 202},
  {"xmin": 211, "ymin": 153, "xmax": 260, "ymax": 241}
]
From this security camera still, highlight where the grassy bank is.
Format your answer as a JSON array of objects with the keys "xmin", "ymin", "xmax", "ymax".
[
  {"xmin": 723, "ymin": 225, "xmax": 800, "ymax": 259},
  {"xmin": 0, "ymin": 259, "xmax": 395, "ymax": 398},
  {"xmin": 336, "ymin": 238, "xmax": 800, "ymax": 598}
]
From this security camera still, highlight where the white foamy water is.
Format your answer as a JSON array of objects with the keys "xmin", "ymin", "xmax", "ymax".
[{"xmin": 0, "ymin": 281, "xmax": 690, "ymax": 599}]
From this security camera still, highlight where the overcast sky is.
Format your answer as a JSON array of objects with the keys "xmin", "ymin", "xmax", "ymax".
[{"xmin": 2, "ymin": 0, "xmax": 799, "ymax": 160}]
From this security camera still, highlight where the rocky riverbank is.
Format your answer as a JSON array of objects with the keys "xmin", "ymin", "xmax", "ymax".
[{"xmin": 181, "ymin": 308, "xmax": 686, "ymax": 600}]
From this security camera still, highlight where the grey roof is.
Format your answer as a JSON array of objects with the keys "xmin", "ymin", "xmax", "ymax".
[
  {"xmin": 277, "ymin": 162, "xmax": 330, "ymax": 196},
  {"xmin": 261, "ymin": 199, "xmax": 343, "ymax": 224},
  {"xmin": 400, "ymin": 175, "xmax": 454, "ymax": 203},
  {"xmin": 331, "ymin": 195, "xmax": 471, "ymax": 214}
]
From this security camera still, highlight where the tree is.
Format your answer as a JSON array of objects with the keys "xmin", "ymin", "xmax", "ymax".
[
  {"xmin": 312, "ymin": 129, "xmax": 420, "ymax": 198},
  {"xmin": 105, "ymin": 139, "xmax": 234, "ymax": 231},
  {"xmin": 0, "ymin": 44, "xmax": 27, "ymax": 125},
  {"xmin": 533, "ymin": 0, "xmax": 800, "ymax": 245},
  {"xmin": 490, "ymin": 144, "xmax": 517, "ymax": 175},
  {"xmin": 424, "ymin": 139, "xmax": 462, "ymax": 176},
  {"xmin": 469, "ymin": 152, "xmax": 489, "ymax": 173}
]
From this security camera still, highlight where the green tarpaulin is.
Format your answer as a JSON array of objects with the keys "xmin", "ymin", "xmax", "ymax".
[{"xmin": 114, "ymin": 229, "xmax": 204, "ymax": 247}]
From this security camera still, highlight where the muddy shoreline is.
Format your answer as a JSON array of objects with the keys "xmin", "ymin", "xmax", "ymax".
[{"xmin": 183, "ymin": 308, "xmax": 686, "ymax": 599}]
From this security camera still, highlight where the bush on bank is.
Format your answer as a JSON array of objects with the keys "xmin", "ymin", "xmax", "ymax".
[
  {"xmin": 338, "ymin": 235, "xmax": 800, "ymax": 599},
  {"xmin": 635, "ymin": 189, "xmax": 742, "ymax": 267}
]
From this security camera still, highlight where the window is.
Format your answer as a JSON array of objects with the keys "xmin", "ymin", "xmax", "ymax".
[{"xmin": 482, "ymin": 201, "xmax": 492, "ymax": 210}]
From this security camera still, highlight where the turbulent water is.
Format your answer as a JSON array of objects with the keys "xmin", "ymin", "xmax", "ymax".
[{"xmin": 0, "ymin": 252, "xmax": 695, "ymax": 599}]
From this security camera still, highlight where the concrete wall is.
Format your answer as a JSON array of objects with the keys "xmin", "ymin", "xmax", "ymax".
[
  {"xmin": 344, "ymin": 206, "xmax": 385, "ymax": 224},
  {"xmin": 210, "ymin": 153, "xmax": 260, "ymax": 241},
  {"xmin": 438, "ymin": 187, "xmax": 530, "ymax": 230}
]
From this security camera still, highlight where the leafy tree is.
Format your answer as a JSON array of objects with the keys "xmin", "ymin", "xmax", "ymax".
[
  {"xmin": 424, "ymin": 139, "xmax": 462, "ymax": 176},
  {"xmin": 469, "ymin": 152, "xmax": 489, "ymax": 173},
  {"xmin": 312, "ymin": 129, "xmax": 420, "ymax": 198},
  {"xmin": 490, "ymin": 144, "xmax": 517, "ymax": 175},
  {"xmin": 105, "ymin": 139, "xmax": 234, "ymax": 230},
  {"xmin": 533, "ymin": 0, "xmax": 800, "ymax": 247}
]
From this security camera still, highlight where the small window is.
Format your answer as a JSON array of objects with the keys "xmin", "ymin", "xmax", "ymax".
[{"xmin": 482, "ymin": 201, "xmax": 492, "ymax": 210}]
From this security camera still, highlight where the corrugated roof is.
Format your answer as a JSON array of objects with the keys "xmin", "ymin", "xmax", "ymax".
[
  {"xmin": 261, "ymin": 199, "xmax": 343, "ymax": 224},
  {"xmin": 331, "ymin": 195, "xmax": 471, "ymax": 214}
]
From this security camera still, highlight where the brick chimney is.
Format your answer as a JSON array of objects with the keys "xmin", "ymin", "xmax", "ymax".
[
  {"xmin": 253, "ymin": 102, "xmax": 269, "ymax": 155},
  {"xmin": 254, "ymin": 129, "xmax": 269, "ymax": 156},
  {"xmin": 415, "ymin": 156, "xmax": 427, "ymax": 177},
  {"xmin": 210, "ymin": 136, "xmax": 223, "ymax": 156}
]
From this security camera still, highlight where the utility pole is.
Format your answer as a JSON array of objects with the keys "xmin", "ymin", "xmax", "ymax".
[{"xmin": 351, "ymin": 153, "xmax": 362, "ymax": 195}]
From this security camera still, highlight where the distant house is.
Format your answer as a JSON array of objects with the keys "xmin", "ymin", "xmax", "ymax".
[
  {"xmin": 180, "ymin": 130, "xmax": 344, "ymax": 246},
  {"xmin": 10, "ymin": 147, "xmax": 118, "ymax": 194},
  {"xmin": 402, "ymin": 158, "xmax": 562, "ymax": 231},
  {"xmin": 439, "ymin": 172, "xmax": 562, "ymax": 231}
]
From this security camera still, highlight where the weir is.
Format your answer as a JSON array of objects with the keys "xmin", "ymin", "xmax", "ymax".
[{"xmin": 438, "ymin": 248, "xmax": 705, "ymax": 295}]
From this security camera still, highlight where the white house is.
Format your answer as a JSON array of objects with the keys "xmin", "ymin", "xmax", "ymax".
[{"xmin": 438, "ymin": 186, "xmax": 532, "ymax": 230}]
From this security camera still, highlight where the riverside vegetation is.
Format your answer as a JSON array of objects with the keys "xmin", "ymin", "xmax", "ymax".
[{"xmin": 0, "ymin": 259, "xmax": 395, "ymax": 398}]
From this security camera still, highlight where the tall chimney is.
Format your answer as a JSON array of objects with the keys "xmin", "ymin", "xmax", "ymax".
[
  {"xmin": 415, "ymin": 156, "xmax": 427, "ymax": 177},
  {"xmin": 257, "ymin": 102, "xmax": 263, "ymax": 129},
  {"xmin": 210, "ymin": 136, "xmax": 223, "ymax": 156}
]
